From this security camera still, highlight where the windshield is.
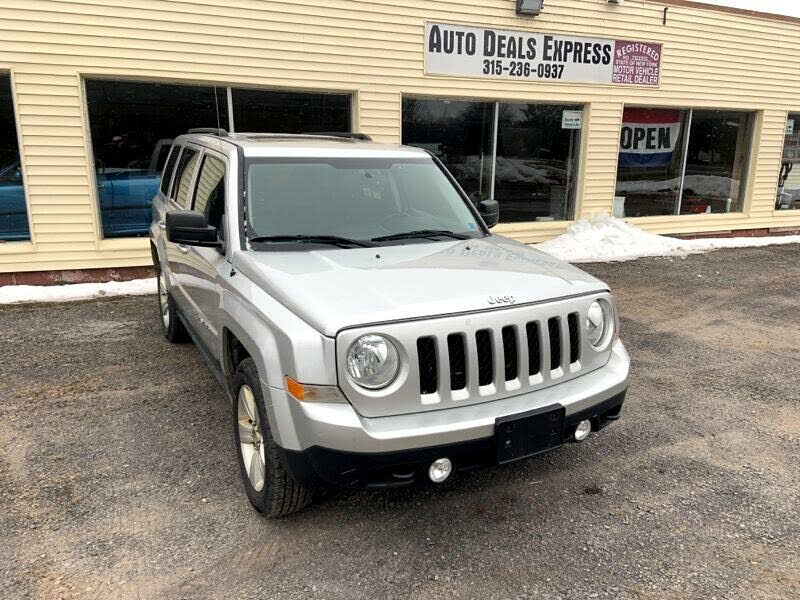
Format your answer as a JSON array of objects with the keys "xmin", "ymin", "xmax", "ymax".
[{"xmin": 245, "ymin": 157, "xmax": 485, "ymax": 246}]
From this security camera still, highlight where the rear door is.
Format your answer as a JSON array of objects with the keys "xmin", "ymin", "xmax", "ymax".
[
  {"xmin": 164, "ymin": 144, "xmax": 202, "ymax": 315},
  {"xmin": 152, "ymin": 143, "xmax": 181, "ymax": 257}
]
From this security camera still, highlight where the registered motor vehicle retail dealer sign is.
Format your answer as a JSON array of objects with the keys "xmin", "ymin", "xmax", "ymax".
[{"xmin": 425, "ymin": 22, "xmax": 661, "ymax": 86}]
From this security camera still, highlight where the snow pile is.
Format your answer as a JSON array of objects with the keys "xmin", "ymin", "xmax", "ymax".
[
  {"xmin": 0, "ymin": 277, "xmax": 156, "ymax": 305},
  {"xmin": 535, "ymin": 214, "xmax": 800, "ymax": 263}
]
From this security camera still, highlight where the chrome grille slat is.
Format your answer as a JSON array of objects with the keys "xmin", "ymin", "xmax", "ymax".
[
  {"xmin": 465, "ymin": 330, "xmax": 481, "ymax": 398},
  {"xmin": 559, "ymin": 316, "xmax": 571, "ymax": 374},
  {"xmin": 517, "ymin": 323, "xmax": 530, "ymax": 384},
  {"xmin": 539, "ymin": 319, "xmax": 552, "ymax": 382},
  {"xmin": 491, "ymin": 328, "xmax": 505, "ymax": 391},
  {"xmin": 435, "ymin": 333, "xmax": 451, "ymax": 402}
]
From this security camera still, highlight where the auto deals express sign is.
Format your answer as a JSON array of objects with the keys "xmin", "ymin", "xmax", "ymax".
[{"xmin": 425, "ymin": 22, "xmax": 661, "ymax": 86}]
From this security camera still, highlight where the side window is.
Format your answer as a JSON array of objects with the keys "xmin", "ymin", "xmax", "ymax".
[
  {"xmin": 171, "ymin": 147, "xmax": 200, "ymax": 208},
  {"xmin": 192, "ymin": 155, "xmax": 226, "ymax": 230},
  {"xmin": 159, "ymin": 144, "xmax": 181, "ymax": 196}
]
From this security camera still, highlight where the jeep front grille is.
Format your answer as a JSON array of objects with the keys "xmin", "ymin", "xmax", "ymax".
[
  {"xmin": 416, "ymin": 311, "xmax": 583, "ymax": 395},
  {"xmin": 336, "ymin": 294, "xmax": 615, "ymax": 418}
]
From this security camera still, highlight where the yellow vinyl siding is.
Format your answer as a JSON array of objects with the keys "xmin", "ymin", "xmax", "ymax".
[{"xmin": 0, "ymin": 0, "xmax": 799, "ymax": 273}]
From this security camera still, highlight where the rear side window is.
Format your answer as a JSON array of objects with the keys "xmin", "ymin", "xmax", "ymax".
[
  {"xmin": 171, "ymin": 147, "xmax": 200, "ymax": 208},
  {"xmin": 192, "ymin": 155, "xmax": 226, "ymax": 230},
  {"xmin": 159, "ymin": 144, "xmax": 181, "ymax": 195}
]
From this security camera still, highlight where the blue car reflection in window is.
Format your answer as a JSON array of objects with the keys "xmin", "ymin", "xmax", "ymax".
[
  {"xmin": 95, "ymin": 137, "xmax": 171, "ymax": 238},
  {"xmin": 0, "ymin": 161, "xmax": 30, "ymax": 241},
  {"xmin": 96, "ymin": 167, "xmax": 161, "ymax": 238}
]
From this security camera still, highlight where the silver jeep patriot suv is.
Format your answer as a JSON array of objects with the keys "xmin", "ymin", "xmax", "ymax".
[{"xmin": 151, "ymin": 129, "xmax": 630, "ymax": 517}]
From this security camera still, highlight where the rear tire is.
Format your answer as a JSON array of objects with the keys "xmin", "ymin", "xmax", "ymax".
[
  {"xmin": 232, "ymin": 358, "xmax": 312, "ymax": 517},
  {"xmin": 156, "ymin": 267, "xmax": 189, "ymax": 343}
]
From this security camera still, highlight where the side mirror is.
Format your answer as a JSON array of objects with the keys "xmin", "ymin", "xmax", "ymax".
[
  {"xmin": 478, "ymin": 199, "xmax": 500, "ymax": 228},
  {"xmin": 166, "ymin": 210, "xmax": 221, "ymax": 247}
]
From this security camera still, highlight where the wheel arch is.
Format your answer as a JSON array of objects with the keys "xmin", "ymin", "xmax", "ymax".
[{"xmin": 220, "ymin": 318, "xmax": 284, "ymax": 390}]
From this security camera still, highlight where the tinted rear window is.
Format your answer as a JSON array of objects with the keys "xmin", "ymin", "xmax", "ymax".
[{"xmin": 159, "ymin": 144, "xmax": 181, "ymax": 195}]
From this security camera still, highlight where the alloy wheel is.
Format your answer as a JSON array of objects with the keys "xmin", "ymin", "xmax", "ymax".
[{"xmin": 237, "ymin": 384, "xmax": 266, "ymax": 492}]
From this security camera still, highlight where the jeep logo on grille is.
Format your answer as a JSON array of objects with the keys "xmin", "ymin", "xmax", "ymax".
[{"xmin": 488, "ymin": 295, "xmax": 515, "ymax": 305}]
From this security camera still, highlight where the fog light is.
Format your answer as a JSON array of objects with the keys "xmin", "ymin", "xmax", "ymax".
[
  {"xmin": 428, "ymin": 458, "xmax": 452, "ymax": 483},
  {"xmin": 574, "ymin": 419, "xmax": 592, "ymax": 441}
]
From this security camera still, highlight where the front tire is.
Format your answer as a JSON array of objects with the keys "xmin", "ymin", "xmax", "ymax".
[{"xmin": 232, "ymin": 358, "xmax": 312, "ymax": 517}]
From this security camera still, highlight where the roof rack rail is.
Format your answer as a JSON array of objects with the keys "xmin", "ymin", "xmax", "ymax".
[
  {"xmin": 306, "ymin": 132, "xmax": 372, "ymax": 141},
  {"xmin": 187, "ymin": 128, "xmax": 229, "ymax": 137}
]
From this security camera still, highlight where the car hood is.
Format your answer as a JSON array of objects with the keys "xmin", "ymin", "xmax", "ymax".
[{"xmin": 232, "ymin": 235, "xmax": 608, "ymax": 337}]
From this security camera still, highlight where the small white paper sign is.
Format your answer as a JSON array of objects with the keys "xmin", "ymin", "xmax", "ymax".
[
  {"xmin": 787, "ymin": 119, "xmax": 795, "ymax": 135},
  {"xmin": 562, "ymin": 110, "xmax": 583, "ymax": 129}
]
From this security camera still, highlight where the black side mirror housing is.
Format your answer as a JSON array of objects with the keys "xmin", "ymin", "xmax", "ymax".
[
  {"xmin": 478, "ymin": 199, "xmax": 500, "ymax": 228},
  {"xmin": 166, "ymin": 210, "xmax": 221, "ymax": 248}
]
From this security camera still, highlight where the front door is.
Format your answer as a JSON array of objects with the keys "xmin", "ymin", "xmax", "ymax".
[{"xmin": 179, "ymin": 152, "xmax": 228, "ymax": 357}]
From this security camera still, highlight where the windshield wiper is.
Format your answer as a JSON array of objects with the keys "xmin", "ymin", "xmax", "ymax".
[
  {"xmin": 371, "ymin": 229, "xmax": 470, "ymax": 242},
  {"xmin": 248, "ymin": 234, "xmax": 376, "ymax": 248}
]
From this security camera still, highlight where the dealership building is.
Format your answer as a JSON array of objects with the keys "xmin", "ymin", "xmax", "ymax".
[{"xmin": 0, "ymin": 0, "xmax": 799, "ymax": 281}]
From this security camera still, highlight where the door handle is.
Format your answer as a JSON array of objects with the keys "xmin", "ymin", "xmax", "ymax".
[
  {"xmin": 158, "ymin": 220, "xmax": 166, "ymax": 230},
  {"xmin": 176, "ymin": 244, "xmax": 189, "ymax": 254}
]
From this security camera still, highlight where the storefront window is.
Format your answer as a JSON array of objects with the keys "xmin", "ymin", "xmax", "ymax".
[
  {"xmin": 402, "ymin": 98, "xmax": 494, "ymax": 202},
  {"xmin": 0, "ymin": 74, "xmax": 29, "ymax": 241},
  {"xmin": 776, "ymin": 112, "xmax": 800, "ymax": 210},
  {"xmin": 85, "ymin": 80, "xmax": 228, "ymax": 239},
  {"xmin": 682, "ymin": 111, "xmax": 752, "ymax": 215},
  {"xmin": 494, "ymin": 103, "xmax": 580, "ymax": 222},
  {"xmin": 615, "ymin": 107, "xmax": 753, "ymax": 217},
  {"xmin": 86, "ymin": 79, "xmax": 353, "ymax": 238},
  {"xmin": 615, "ymin": 108, "xmax": 689, "ymax": 217},
  {"xmin": 402, "ymin": 98, "xmax": 581, "ymax": 222},
  {"xmin": 231, "ymin": 89, "xmax": 350, "ymax": 134}
]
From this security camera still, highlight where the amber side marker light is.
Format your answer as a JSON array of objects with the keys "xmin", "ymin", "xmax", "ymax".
[
  {"xmin": 285, "ymin": 376, "xmax": 347, "ymax": 403},
  {"xmin": 285, "ymin": 376, "xmax": 305, "ymax": 401}
]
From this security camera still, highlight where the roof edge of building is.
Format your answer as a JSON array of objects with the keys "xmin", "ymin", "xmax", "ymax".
[{"xmin": 648, "ymin": 0, "xmax": 800, "ymax": 26}]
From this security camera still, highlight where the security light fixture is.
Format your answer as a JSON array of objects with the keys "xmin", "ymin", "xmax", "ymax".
[{"xmin": 516, "ymin": 0, "xmax": 544, "ymax": 16}]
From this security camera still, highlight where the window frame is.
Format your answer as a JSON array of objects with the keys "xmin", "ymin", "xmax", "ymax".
[
  {"xmin": 170, "ymin": 144, "xmax": 202, "ymax": 209},
  {"xmin": 159, "ymin": 143, "xmax": 182, "ymax": 197},
  {"xmin": 80, "ymin": 75, "xmax": 357, "ymax": 240},
  {"xmin": 615, "ymin": 104, "xmax": 756, "ymax": 219},
  {"xmin": 775, "ymin": 110, "xmax": 800, "ymax": 214},
  {"xmin": 400, "ymin": 94, "xmax": 586, "ymax": 225},
  {"xmin": 0, "ymin": 70, "xmax": 32, "ymax": 243},
  {"xmin": 190, "ymin": 150, "xmax": 228, "ymax": 236}
]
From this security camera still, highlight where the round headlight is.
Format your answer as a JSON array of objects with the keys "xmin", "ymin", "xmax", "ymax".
[
  {"xmin": 345, "ymin": 334, "xmax": 400, "ymax": 389},
  {"xmin": 586, "ymin": 301, "xmax": 608, "ymax": 346}
]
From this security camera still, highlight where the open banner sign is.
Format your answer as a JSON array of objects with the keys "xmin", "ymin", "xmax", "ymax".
[{"xmin": 619, "ymin": 108, "xmax": 682, "ymax": 167}]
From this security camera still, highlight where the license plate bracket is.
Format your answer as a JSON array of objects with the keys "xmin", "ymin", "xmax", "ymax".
[{"xmin": 495, "ymin": 404, "xmax": 565, "ymax": 464}]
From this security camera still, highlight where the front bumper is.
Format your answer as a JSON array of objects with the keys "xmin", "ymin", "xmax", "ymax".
[
  {"xmin": 265, "ymin": 339, "xmax": 629, "ymax": 454},
  {"xmin": 281, "ymin": 389, "xmax": 626, "ymax": 487}
]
